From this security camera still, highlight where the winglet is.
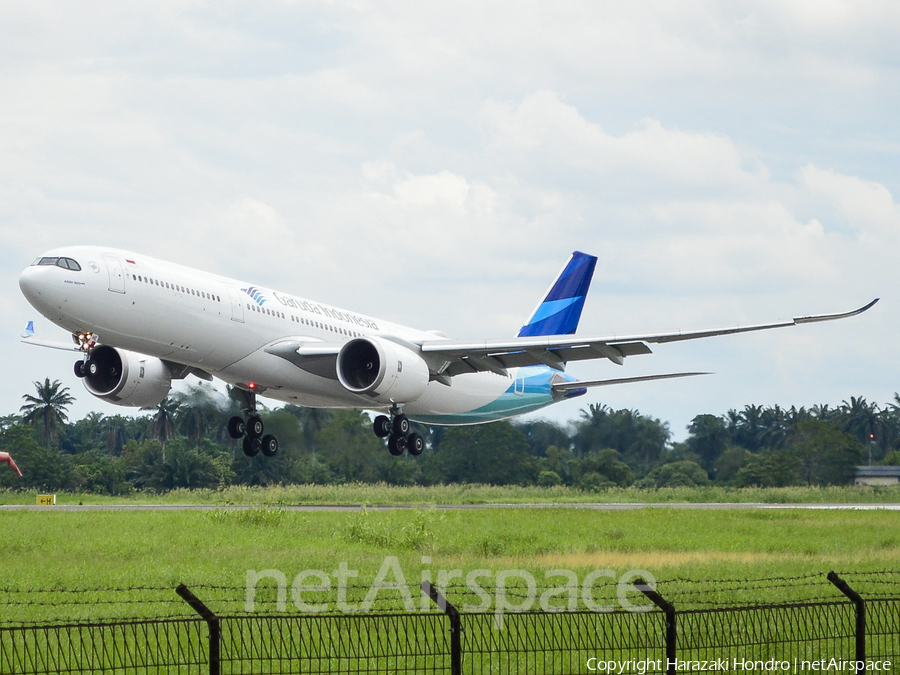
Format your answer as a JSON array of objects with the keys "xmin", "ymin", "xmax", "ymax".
[
  {"xmin": 518, "ymin": 251, "xmax": 598, "ymax": 337},
  {"xmin": 794, "ymin": 298, "xmax": 879, "ymax": 325},
  {"xmin": 21, "ymin": 321, "xmax": 34, "ymax": 339}
]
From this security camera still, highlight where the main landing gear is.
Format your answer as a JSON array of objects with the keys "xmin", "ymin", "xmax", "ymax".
[
  {"xmin": 373, "ymin": 407, "xmax": 424, "ymax": 457},
  {"xmin": 228, "ymin": 390, "xmax": 278, "ymax": 458}
]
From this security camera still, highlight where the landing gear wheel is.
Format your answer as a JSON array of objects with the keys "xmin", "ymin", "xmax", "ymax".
[
  {"xmin": 373, "ymin": 415, "xmax": 392, "ymax": 438},
  {"xmin": 247, "ymin": 415, "xmax": 264, "ymax": 439},
  {"xmin": 227, "ymin": 416, "xmax": 246, "ymax": 439},
  {"xmin": 407, "ymin": 433, "xmax": 425, "ymax": 456},
  {"xmin": 388, "ymin": 434, "xmax": 407, "ymax": 456},
  {"xmin": 261, "ymin": 434, "xmax": 279, "ymax": 457},
  {"xmin": 74, "ymin": 361, "xmax": 86, "ymax": 378},
  {"xmin": 242, "ymin": 436, "xmax": 261, "ymax": 457},
  {"xmin": 393, "ymin": 414, "xmax": 410, "ymax": 436},
  {"xmin": 86, "ymin": 359, "xmax": 100, "ymax": 377}
]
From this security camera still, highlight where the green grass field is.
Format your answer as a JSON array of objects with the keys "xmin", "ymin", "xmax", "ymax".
[
  {"xmin": 1, "ymin": 499, "xmax": 898, "ymax": 624},
  {"xmin": 2, "ymin": 482, "xmax": 900, "ymax": 505}
]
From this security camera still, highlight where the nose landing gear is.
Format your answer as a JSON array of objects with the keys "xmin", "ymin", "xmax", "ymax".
[
  {"xmin": 72, "ymin": 333, "xmax": 100, "ymax": 379},
  {"xmin": 373, "ymin": 407, "xmax": 424, "ymax": 457},
  {"xmin": 228, "ymin": 389, "xmax": 279, "ymax": 458},
  {"xmin": 73, "ymin": 354, "xmax": 108, "ymax": 380}
]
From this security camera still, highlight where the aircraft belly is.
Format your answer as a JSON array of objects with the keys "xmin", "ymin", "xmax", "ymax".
[
  {"xmin": 405, "ymin": 367, "xmax": 559, "ymax": 425},
  {"xmin": 406, "ymin": 372, "xmax": 512, "ymax": 416}
]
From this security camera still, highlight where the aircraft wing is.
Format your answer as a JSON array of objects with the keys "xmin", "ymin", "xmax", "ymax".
[
  {"xmin": 419, "ymin": 299, "xmax": 879, "ymax": 376},
  {"xmin": 20, "ymin": 321, "xmax": 83, "ymax": 352}
]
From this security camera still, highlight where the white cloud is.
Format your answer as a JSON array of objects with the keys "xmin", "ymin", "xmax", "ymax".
[
  {"xmin": 799, "ymin": 164, "xmax": 900, "ymax": 237},
  {"xmin": 482, "ymin": 90, "xmax": 764, "ymax": 193},
  {"xmin": 2, "ymin": 2, "xmax": 899, "ymax": 433}
]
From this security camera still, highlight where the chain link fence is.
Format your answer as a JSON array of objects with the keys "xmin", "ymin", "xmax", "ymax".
[{"xmin": 1, "ymin": 571, "xmax": 897, "ymax": 674}]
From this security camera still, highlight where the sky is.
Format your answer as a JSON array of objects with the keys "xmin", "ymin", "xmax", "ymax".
[{"xmin": 1, "ymin": 1, "xmax": 898, "ymax": 441}]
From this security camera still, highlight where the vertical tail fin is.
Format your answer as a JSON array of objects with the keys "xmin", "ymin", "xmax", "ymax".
[{"xmin": 518, "ymin": 251, "xmax": 597, "ymax": 337}]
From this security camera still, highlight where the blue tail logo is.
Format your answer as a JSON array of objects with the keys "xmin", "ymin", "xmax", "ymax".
[{"xmin": 518, "ymin": 251, "xmax": 597, "ymax": 337}]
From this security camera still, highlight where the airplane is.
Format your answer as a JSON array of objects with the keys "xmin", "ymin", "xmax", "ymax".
[{"xmin": 19, "ymin": 247, "xmax": 877, "ymax": 458}]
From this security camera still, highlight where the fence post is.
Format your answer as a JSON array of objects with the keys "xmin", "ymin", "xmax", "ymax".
[
  {"xmin": 827, "ymin": 572, "xmax": 865, "ymax": 673},
  {"xmin": 177, "ymin": 584, "xmax": 221, "ymax": 675},
  {"xmin": 633, "ymin": 578, "xmax": 675, "ymax": 675},
  {"xmin": 421, "ymin": 581, "xmax": 462, "ymax": 675}
]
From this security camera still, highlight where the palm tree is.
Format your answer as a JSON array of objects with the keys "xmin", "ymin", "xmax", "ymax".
[
  {"xmin": 810, "ymin": 404, "xmax": 834, "ymax": 422},
  {"xmin": 687, "ymin": 414, "xmax": 729, "ymax": 472},
  {"xmin": 20, "ymin": 378, "xmax": 74, "ymax": 446},
  {"xmin": 143, "ymin": 398, "xmax": 179, "ymax": 462},
  {"xmin": 839, "ymin": 396, "xmax": 881, "ymax": 446},
  {"xmin": 759, "ymin": 405, "xmax": 789, "ymax": 450},
  {"xmin": 174, "ymin": 384, "xmax": 226, "ymax": 446},
  {"xmin": 737, "ymin": 404, "xmax": 765, "ymax": 451}
]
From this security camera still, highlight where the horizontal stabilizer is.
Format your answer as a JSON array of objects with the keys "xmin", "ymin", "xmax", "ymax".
[{"xmin": 552, "ymin": 371, "xmax": 710, "ymax": 391}]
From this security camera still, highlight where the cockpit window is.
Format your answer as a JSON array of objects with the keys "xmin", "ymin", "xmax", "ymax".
[{"xmin": 31, "ymin": 256, "xmax": 81, "ymax": 271}]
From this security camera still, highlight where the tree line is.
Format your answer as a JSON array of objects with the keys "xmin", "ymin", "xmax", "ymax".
[{"xmin": 2, "ymin": 378, "xmax": 899, "ymax": 495}]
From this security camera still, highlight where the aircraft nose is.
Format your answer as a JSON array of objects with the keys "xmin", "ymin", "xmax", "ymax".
[{"xmin": 19, "ymin": 264, "xmax": 51, "ymax": 307}]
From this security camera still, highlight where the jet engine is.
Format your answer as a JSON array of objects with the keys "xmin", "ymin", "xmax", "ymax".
[
  {"xmin": 82, "ymin": 345, "xmax": 173, "ymax": 408},
  {"xmin": 336, "ymin": 337, "xmax": 430, "ymax": 403}
]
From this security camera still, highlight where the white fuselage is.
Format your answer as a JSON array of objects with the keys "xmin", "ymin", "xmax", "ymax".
[{"xmin": 19, "ymin": 246, "xmax": 562, "ymax": 423}]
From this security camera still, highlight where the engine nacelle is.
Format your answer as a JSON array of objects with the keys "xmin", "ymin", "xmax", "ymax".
[
  {"xmin": 83, "ymin": 345, "xmax": 173, "ymax": 408},
  {"xmin": 336, "ymin": 337, "xmax": 430, "ymax": 403}
]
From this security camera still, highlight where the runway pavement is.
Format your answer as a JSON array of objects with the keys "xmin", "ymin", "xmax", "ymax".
[{"xmin": 1, "ymin": 502, "xmax": 899, "ymax": 511}]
